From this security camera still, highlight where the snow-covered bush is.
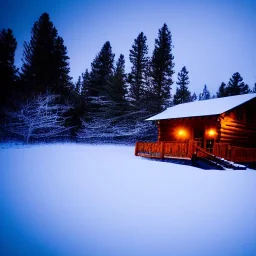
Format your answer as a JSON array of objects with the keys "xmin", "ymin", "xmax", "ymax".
[{"xmin": 3, "ymin": 93, "xmax": 72, "ymax": 143}]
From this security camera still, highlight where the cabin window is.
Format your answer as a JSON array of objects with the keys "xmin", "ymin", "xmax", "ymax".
[
  {"xmin": 236, "ymin": 109, "xmax": 243, "ymax": 122},
  {"xmin": 206, "ymin": 139, "xmax": 214, "ymax": 153}
]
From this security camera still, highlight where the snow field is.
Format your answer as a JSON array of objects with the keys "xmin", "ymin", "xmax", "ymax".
[{"xmin": 0, "ymin": 144, "xmax": 256, "ymax": 256}]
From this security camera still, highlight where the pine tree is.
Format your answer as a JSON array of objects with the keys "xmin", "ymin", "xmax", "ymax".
[
  {"xmin": 128, "ymin": 32, "xmax": 149, "ymax": 104},
  {"xmin": 75, "ymin": 76, "xmax": 82, "ymax": 95},
  {"xmin": 199, "ymin": 84, "xmax": 211, "ymax": 101},
  {"xmin": 173, "ymin": 66, "xmax": 191, "ymax": 105},
  {"xmin": 191, "ymin": 92, "xmax": 197, "ymax": 101},
  {"xmin": 53, "ymin": 36, "xmax": 72, "ymax": 95},
  {"xmin": 0, "ymin": 28, "xmax": 18, "ymax": 108},
  {"xmin": 85, "ymin": 41, "xmax": 115, "ymax": 126},
  {"xmin": 151, "ymin": 23, "xmax": 175, "ymax": 111},
  {"xmin": 21, "ymin": 13, "xmax": 72, "ymax": 95},
  {"xmin": 108, "ymin": 54, "xmax": 127, "ymax": 103},
  {"xmin": 81, "ymin": 44, "xmax": 132, "ymax": 141},
  {"xmin": 252, "ymin": 82, "xmax": 256, "ymax": 93},
  {"xmin": 81, "ymin": 69, "xmax": 90, "ymax": 98},
  {"xmin": 89, "ymin": 41, "xmax": 115, "ymax": 98},
  {"xmin": 21, "ymin": 13, "xmax": 56, "ymax": 92},
  {"xmin": 226, "ymin": 72, "xmax": 250, "ymax": 96},
  {"xmin": 216, "ymin": 82, "xmax": 227, "ymax": 98}
]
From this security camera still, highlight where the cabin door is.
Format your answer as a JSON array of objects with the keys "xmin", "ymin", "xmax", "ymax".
[
  {"xmin": 206, "ymin": 139, "xmax": 214, "ymax": 153},
  {"xmin": 194, "ymin": 128, "xmax": 204, "ymax": 149}
]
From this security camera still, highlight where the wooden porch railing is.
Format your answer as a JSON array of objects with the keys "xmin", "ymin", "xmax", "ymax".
[
  {"xmin": 229, "ymin": 146, "xmax": 256, "ymax": 162},
  {"xmin": 212, "ymin": 143, "xmax": 230, "ymax": 159},
  {"xmin": 194, "ymin": 146, "xmax": 239, "ymax": 169},
  {"xmin": 135, "ymin": 141, "xmax": 256, "ymax": 162},
  {"xmin": 213, "ymin": 143, "xmax": 256, "ymax": 162},
  {"xmin": 135, "ymin": 141, "xmax": 197, "ymax": 159}
]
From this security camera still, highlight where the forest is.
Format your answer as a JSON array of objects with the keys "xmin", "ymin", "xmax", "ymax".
[{"xmin": 1, "ymin": 12, "xmax": 255, "ymax": 143}]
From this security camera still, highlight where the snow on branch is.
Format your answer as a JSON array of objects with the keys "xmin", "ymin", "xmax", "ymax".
[
  {"xmin": 77, "ymin": 112, "xmax": 156, "ymax": 141},
  {"xmin": 3, "ymin": 93, "xmax": 73, "ymax": 142}
]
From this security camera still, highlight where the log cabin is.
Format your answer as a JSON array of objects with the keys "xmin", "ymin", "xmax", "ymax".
[{"xmin": 135, "ymin": 93, "xmax": 256, "ymax": 163}]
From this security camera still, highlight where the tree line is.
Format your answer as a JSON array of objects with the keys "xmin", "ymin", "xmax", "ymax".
[{"xmin": 0, "ymin": 13, "xmax": 255, "ymax": 143}]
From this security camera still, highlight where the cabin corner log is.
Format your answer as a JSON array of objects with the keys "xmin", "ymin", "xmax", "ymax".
[{"xmin": 135, "ymin": 141, "xmax": 139, "ymax": 156}]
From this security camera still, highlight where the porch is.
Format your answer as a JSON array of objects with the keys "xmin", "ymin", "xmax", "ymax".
[{"xmin": 135, "ymin": 141, "xmax": 256, "ymax": 163}]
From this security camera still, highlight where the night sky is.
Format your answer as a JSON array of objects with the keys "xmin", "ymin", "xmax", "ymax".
[{"xmin": 1, "ymin": 0, "xmax": 255, "ymax": 95}]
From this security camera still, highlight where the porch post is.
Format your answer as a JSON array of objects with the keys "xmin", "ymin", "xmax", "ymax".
[
  {"xmin": 160, "ymin": 142, "xmax": 164, "ymax": 159},
  {"xmin": 188, "ymin": 140, "xmax": 197, "ymax": 158}
]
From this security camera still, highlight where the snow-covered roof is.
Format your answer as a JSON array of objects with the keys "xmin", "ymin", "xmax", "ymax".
[{"xmin": 146, "ymin": 93, "xmax": 256, "ymax": 121}]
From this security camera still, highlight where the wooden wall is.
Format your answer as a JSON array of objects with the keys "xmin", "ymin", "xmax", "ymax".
[
  {"xmin": 158, "ymin": 116, "xmax": 219, "ymax": 143},
  {"xmin": 217, "ymin": 98, "xmax": 256, "ymax": 147}
]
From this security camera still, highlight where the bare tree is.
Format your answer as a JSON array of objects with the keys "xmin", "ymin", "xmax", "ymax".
[
  {"xmin": 78, "ymin": 117, "xmax": 156, "ymax": 141},
  {"xmin": 3, "ymin": 93, "xmax": 72, "ymax": 142},
  {"xmin": 77, "ymin": 96, "xmax": 156, "ymax": 142}
]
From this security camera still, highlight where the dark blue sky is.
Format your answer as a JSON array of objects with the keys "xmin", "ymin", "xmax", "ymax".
[{"xmin": 1, "ymin": 0, "xmax": 255, "ymax": 95}]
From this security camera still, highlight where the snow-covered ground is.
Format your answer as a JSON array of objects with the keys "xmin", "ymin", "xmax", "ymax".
[{"xmin": 1, "ymin": 144, "xmax": 256, "ymax": 256}]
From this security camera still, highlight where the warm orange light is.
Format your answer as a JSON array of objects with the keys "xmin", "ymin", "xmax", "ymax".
[
  {"xmin": 178, "ymin": 129, "xmax": 186, "ymax": 137},
  {"xmin": 208, "ymin": 129, "xmax": 216, "ymax": 136}
]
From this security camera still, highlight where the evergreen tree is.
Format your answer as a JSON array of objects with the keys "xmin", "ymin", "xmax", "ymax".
[
  {"xmin": 108, "ymin": 54, "xmax": 127, "ymax": 103},
  {"xmin": 173, "ymin": 66, "xmax": 191, "ymax": 105},
  {"xmin": 199, "ymin": 84, "xmax": 211, "ymax": 101},
  {"xmin": 252, "ymin": 82, "xmax": 256, "ymax": 93},
  {"xmin": 89, "ymin": 41, "xmax": 115, "ymax": 98},
  {"xmin": 75, "ymin": 76, "xmax": 82, "ymax": 95},
  {"xmin": 53, "ymin": 36, "xmax": 72, "ymax": 95},
  {"xmin": 85, "ymin": 41, "xmax": 115, "ymax": 125},
  {"xmin": 191, "ymin": 92, "xmax": 197, "ymax": 101},
  {"xmin": 81, "ymin": 44, "xmax": 133, "ymax": 141},
  {"xmin": 81, "ymin": 69, "xmax": 90, "ymax": 98},
  {"xmin": 151, "ymin": 23, "xmax": 175, "ymax": 111},
  {"xmin": 21, "ymin": 13, "xmax": 72, "ymax": 95},
  {"xmin": 128, "ymin": 32, "xmax": 149, "ymax": 104},
  {"xmin": 0, "ymin": 28, "xmax": 18, "ymax": 108},
  {"xmin": 216, "ymin": 82, "xmax": 227, "ymax": 98},
  {"xmin": 226, "ymin": 72, "xmax": 250, "ymax": 96}
]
